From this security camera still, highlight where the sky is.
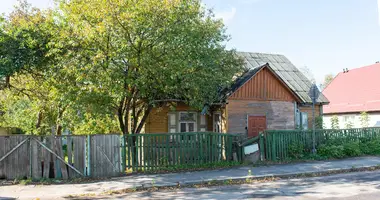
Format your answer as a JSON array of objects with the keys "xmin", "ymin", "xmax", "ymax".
[{"xmin": 1, "ymin": 0, "xmax": 380, "ymax": 85}]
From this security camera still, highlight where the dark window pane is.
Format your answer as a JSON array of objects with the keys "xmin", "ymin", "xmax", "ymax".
[
  {"xmin": 188, "ymin": 123, "xmax": 194, "ymax": 132},
  {"xmin": 180, "ymin": 123, "xmax": 186, "ymax": 132}
]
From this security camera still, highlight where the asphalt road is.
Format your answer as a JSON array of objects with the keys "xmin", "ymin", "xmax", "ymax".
[{"xmin": 79, "ymin": 170, "xmax": 380, "ymax": 200}]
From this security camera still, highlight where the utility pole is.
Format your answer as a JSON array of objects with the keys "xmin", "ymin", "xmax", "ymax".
[{"xmin": 309, "ymin": 84, "xmax": 320, "ymax": 154}]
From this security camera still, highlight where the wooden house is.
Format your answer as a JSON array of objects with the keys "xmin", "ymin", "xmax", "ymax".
[{"xmin": 145, "ymin": 52, "xmax": 329, "ymax": 138}]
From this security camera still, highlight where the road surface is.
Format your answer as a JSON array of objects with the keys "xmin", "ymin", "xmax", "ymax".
[{"xmin": 81, "ymin": 170, "xmax": 380, "ymax": 200}]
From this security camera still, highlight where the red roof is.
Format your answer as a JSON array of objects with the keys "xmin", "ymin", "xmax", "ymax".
[{"xmin": 323, "ymin": 63, "xmax": 380, "ymax": 114}]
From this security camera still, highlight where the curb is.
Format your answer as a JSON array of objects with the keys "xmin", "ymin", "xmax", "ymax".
[{"xmin": 77, "ymin": 164, "xmax": 380, "ymax": 198}]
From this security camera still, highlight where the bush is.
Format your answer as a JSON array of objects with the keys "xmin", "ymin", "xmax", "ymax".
[
  {"xmin": 318, "ymin": 144, "xmax": 345, "ymax": 159},
  {"xmin": 288, "ymin": 143, "xmax": 306, "ymax": 159},
  {"xmin": 360, "ymin": 138, "xmax": 380, "ymax": 155},
  {"xmin": 343, "ymin": 141, "xmax": 361, "ymax": 157}
]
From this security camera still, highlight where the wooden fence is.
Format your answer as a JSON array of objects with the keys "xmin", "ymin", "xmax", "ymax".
[
  {"xmin": 0, "ymin": 132, "xmax": 239, "ymax": 180},
  {"xmin": 262, "ymin": 128, "xmax": 380, "ymax": 161},
  {"xmin": 123, "ymin": 132, "xmax": 236, "ymax": 171}
]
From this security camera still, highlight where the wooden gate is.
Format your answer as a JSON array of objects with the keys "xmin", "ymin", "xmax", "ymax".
[{"xmin": 89, "ymin": 135, "xmax": 122, "ymax": 177}]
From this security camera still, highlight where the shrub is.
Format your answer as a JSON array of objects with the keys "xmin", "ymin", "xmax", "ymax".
[
  {"xmin": 318, "ymin": 144, "xmax": 344, "ymax": 159},
  {"xmin": 288, "ymin": 143, "xmax": 305, "ymax": 159},
  {"xmin": 360, "ymin": 138, "xmax": 380, "ymax": 155},
  {"xmin": 343, "ymin": 141, "xmax": 361, "ymax": 157}
]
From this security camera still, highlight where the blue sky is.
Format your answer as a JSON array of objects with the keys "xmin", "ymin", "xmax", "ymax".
[{"xmin": 2, "ymin": 0, "xmax": 380, "ymax": 84}]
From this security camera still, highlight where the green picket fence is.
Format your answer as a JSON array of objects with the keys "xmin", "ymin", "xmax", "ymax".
[
  {"xmin": 262, "ymin": 128, "xmax": 380, "ymax": 161},
  {"xmin": 122, "ymin": 132, "xmax": 239, "ymax": 172}
]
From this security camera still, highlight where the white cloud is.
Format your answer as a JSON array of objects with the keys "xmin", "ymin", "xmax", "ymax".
[{"xmin": 214, "ymin": 7, "xmax": 237, "ymax": 24}]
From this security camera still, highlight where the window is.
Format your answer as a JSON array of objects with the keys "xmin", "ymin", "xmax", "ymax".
[
  {"xmin": 200, "ymin": 115, "xmax": 206, "ymax": 132},
  {"xmin": 343, "ymin": 115, "xmax": 355, "ymax": 123},
  {"xmin": 213, "ymin": 112, "xmax": 222, "ymax": 133},
  {"xmin": 178, "ymin": 112, "xmax": 197, "ymax": 133}
]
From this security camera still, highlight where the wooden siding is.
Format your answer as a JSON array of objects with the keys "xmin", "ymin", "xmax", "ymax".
[
  {"xmin": 145, "ymin": 103, "xmax": 213, "ymax": 133},
  {"xmin": 299, "ymin": 105, "xmax": 322, "ymax": 129},
  {"xmin": 227, "ymin": 100, "xmax": 295, "ymax": 134},
  {"xmin": 229, "ymin": 67, "xmax": 297, "ymax": 102}
]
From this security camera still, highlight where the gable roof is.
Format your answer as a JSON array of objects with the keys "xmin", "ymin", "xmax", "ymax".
[
  {"xmin": 323, "ymin": 63, "xmax": 380, "ymax": 114},
  {"xmin": 232, "ymin": 52, "xmax": 329, "ymax": 104}
]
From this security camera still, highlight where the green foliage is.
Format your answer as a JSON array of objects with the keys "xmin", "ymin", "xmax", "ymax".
[
  {"xmin": 321, "ymin": 74, "xmax": 334, "ymax": 90},
  {"xmin": 317, "ymin": 144, "xmax": 345, "ymax": 159},
  {"xmin": 288, "ymin": 142, "xmax": 306, "ymax": 159},
  {"xmin": 360, "ymin": 112, "xmax": 370, "ymax": 128},
  {"xmin": 0, "ymin": 0, "xmax": 243, "ymax": 135},
  {"xmin": 343, "ymin": 141, "xmax": 361, "ymax": 157},
  {"xmin": 330, "ymin": 115, "xmax": 340, "ymax": 129},
  {"xmin": 345, "ymin": 121, "xmax": 354, "ymax": 129},
  {"xmin": 315, "ymin": 116, "xmax": 324, "ymax": 129}
]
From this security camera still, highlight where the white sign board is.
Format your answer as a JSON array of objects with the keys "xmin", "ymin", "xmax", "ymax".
[{"xmin": 244, "ymin": 143, "xmax": 259, "ymax": 155}]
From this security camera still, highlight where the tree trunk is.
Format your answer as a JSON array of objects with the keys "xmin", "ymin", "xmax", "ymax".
[
  {"xmin": 35, "ymin": 111, "xmax": 43, "ymax": 135},
  {"xmin": 56, "ymin": 124, "xmax": 63, "ymax": 136},
  {"xmin": 5, "ymin": 76, "xmax": 10, "ymax": 88}
]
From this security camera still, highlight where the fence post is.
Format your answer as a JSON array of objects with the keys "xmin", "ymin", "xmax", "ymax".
[
  {"xmin": 259, "ymin": 133, "xmax": 265, "ymax": 161},
  {"xmin": 121, "ymin": 134, "xmax": 126, "ymax": 173},
  {"xmin": 86, "ymin": 135, "xmax": 91, "ymax": 177}
]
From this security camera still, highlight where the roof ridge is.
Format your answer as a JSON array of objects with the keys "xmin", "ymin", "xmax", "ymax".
[
  {"xmin": 339, "ymin": 63, "xmax": 380, "ymax": 73},
  {"xmin": 236, "ymin": 51, "xmax": 285, "ymax": 56}
]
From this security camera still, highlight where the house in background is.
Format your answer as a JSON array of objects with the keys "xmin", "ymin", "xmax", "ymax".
[
  {"xmin": 323, "ymin": 62, "xmax": 380, "ymax": 128},
  {"xmin": 145, "ymin": 52, "xmax": 329, "ymax": 137}
]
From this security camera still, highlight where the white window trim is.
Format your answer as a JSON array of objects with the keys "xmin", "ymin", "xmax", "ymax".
[
  {"xmin": 213, "ymin": 111, "xmax": 222, "ymax": 133},
  {"xmin": 178, "ymin": 112, "xmax": 197, "ymax": 132}
]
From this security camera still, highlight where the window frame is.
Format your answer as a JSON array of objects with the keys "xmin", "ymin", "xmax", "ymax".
[
  {"xmin": 213, "ymin": 112, "xmax": 222, "ymax": 133},
  {"xmin": 178, "ymin": 112, "xmax": 197, "ymax": 133}
]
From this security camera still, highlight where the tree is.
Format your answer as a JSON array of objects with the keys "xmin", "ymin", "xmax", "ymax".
[
  {"xmin": 315, "ymin": 116, "xmax": 324, "ymax": 129},
  {"xmin": 0, "ymin": 1, "xmax": 115, "ymax": 135},
  {"xmin": 320, "ymin": 74, "xmax": 334, "ymax": 90},
  {"xmin": 299, "ymin": 66, "xmax": 316, "ymax": 84},
  {"xmin": 0, "ymin": 1, "xmax": 54, "ymax": 86},
  {"xmin": 360, "ymin": 111, "xmax": 370, "ymax": 128},
  {"xmin": 58, "ymin": 0, "xmax": 244, "ymax": 135},
  {"xmin": 331, "ymin": 115, "xmax": 340, "ymax": 129},
  {"xmin": 345, "ymin": 121, "xmax": 354, "ymax": 129}
]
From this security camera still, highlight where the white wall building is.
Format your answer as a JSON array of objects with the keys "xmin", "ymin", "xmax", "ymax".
[{"xmin": 322, "ymin": 63, "xmax": 380, "ymax": 129}]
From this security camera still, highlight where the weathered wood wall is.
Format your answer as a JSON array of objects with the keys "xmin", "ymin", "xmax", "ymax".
[
  {"xmin": 0, "ymin": 135, "xmax": 121, "ymax": 180},
  {"xmin": 228, "ymin": 67, "xmax": 297, "ymax": 102}
]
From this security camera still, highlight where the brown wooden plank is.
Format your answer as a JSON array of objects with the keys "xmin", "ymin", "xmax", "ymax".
[
  {"xmin": 73, "ymin": 136, "xmax": 84, "ymax": 178},
  {"xmin": 99, "ymin": 135, "xmax": 104, "ymax": 177},
  {"xmin": 53, "ymin": 137, "xmax": 67, "ymax": 179},
  {"xmin": 16, "ymin": 136, "xmax": 26, "ymax": 179},
  {"xmin": 58, "ymin": 137, "xmax": 68, "ymax": 179},
  {"xmin": 43, "ymin": 136, "xmax": 51, "ymax": 178},
  {"xmin": 94, "ymin": 135, "xmax": 100, "ymax": 177},
  {"xmin": 0, "ymin": 137, "xmax": 4, "ymax": 179},
  {"xmin": 8, "ymin": 136, "xmax": 15, "ymax": 179},
  {"xmin": 67, "ymin": 136, "xmax": 73, "ymax": 178},
  {"xmin": 31, "ymin": 138, "xmax": 40, "ymax": 179},
  {"xmin": 105, "ymin": 135, "xmax": 110, "ymax": 176}
]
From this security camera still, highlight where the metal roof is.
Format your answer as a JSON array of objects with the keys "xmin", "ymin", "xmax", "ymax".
[{"xmin": 235, "ymin": 52, "xmax": 329, "ymax": 104}]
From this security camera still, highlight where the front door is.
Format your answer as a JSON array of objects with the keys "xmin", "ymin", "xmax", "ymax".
[{"xmin": 248, "ymin": 116, "xmax": 266, "ymax": 138}]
